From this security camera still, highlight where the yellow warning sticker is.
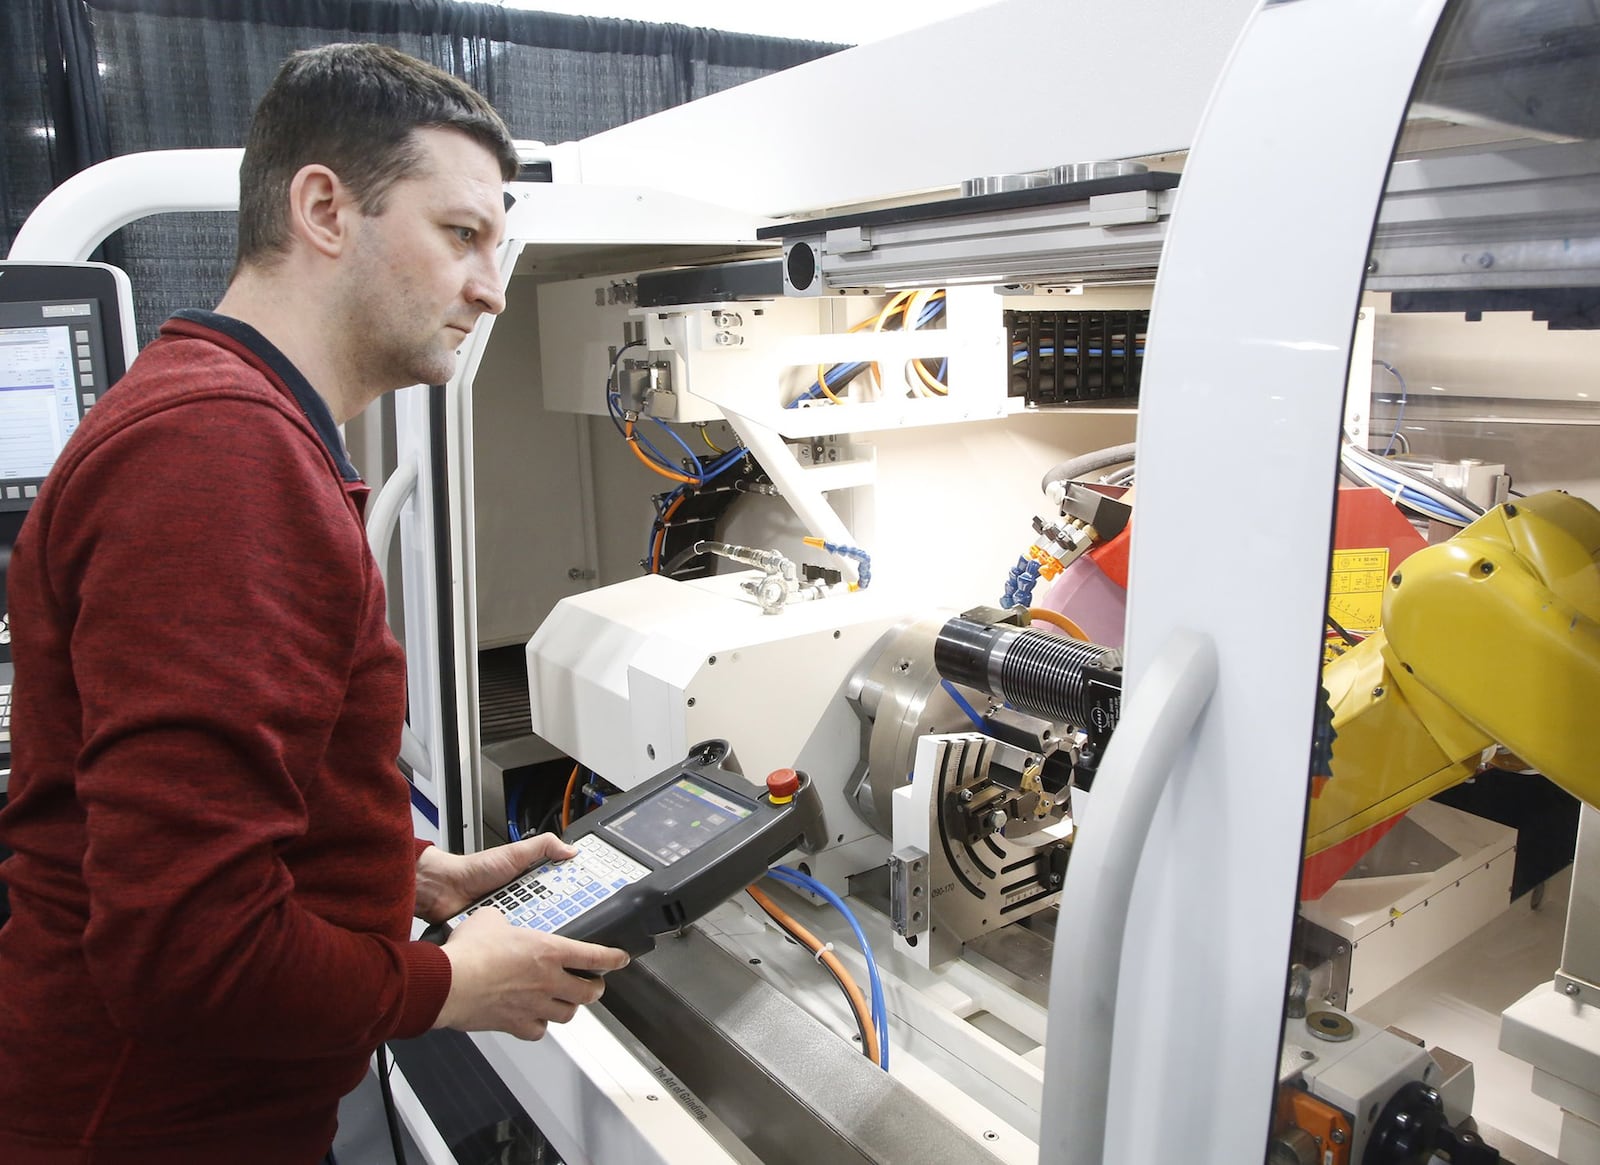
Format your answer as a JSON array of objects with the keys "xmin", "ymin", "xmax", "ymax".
[{"xmin": 1328, "ymin": 547, "xmax": 1389, "ymax": 634}]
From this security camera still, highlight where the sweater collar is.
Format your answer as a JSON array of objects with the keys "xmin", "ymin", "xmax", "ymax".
[{"xmin": 165, "ymin": 309, "xmax": 362, "ymax": 483}]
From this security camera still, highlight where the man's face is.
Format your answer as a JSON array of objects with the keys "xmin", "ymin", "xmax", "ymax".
[{"xmin": 341, "ymin": 127, "xmax": 508, "ymax": 391}]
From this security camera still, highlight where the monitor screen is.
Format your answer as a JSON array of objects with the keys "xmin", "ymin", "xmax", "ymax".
[
  {"xmin": 0, "ymin": 293, "xmax": 111, "ymax": 513},
  {"xmin": 603, "ymin": 776, "xmax": 756, "ymax": 866},
  {"xmin": 0, "ymin": 323, "xmax": 82, "ymax": 482}
]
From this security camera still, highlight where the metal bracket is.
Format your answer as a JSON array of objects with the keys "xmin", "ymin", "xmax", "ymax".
[
  {"xmin": 1554, "ymin": 970, "xmax": 1600, "ymax": 1010},
  {"xmin": 889, "ymin": 846, "xmax": 931, "ymax": 938}
]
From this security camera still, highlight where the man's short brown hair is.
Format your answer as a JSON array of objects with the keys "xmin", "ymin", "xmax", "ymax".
[{"xmin": 236, "ymin": 43, "xmax": 519, "ymax": 267}]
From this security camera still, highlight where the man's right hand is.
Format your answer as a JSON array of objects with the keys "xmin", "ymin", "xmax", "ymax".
[{"xmin": 432, "ymin": 909, "xmax": 631, "ymax": 1041}]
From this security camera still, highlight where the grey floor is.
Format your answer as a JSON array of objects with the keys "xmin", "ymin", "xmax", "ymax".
[
  {"xmin": 1356, "ymin": 866, "xmax": 1576, "ymax": 1164},
  {"xmin": 331, "ymin": 1065, "xmax": 426, "ymax": 1165}
]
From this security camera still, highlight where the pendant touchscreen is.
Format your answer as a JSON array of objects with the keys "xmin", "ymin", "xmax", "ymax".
[{"xmin": 434, "ymin": 740, "xmax": 823, "ymax": 958}]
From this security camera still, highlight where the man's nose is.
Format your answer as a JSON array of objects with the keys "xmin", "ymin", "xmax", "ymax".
[{"xmin": 469, "ymin": 257, "xmax": 506, "ymax": 316}]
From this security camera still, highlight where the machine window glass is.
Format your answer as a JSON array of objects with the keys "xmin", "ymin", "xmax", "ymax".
[{"xmin": 1279, "ymin": 2, "xmax": 1600, "ymax": 1159}]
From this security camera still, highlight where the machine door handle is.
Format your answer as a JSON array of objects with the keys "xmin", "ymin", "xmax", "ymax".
[
  {"xmin": 364, "ymin": 456, "xmax": 431, "ymax": 783},
  {"xmin": 1039, "ymin": 628, "xmax": 1217, "ymax": 1163}
]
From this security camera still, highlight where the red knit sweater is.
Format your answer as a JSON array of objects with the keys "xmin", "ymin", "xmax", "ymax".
[{"xmin": 0, "ymin": 314, "xmax": 452, "ymax": 1164}]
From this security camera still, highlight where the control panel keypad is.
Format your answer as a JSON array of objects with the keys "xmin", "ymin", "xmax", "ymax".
[{"xmin": 455, "ymin": 833, "xmax": 649, "ymax": 932}]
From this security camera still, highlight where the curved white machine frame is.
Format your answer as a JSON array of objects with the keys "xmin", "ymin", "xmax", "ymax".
[{"xmin": 1047, "ymin": 1, "xmax": 1453, "ymax": 1161}]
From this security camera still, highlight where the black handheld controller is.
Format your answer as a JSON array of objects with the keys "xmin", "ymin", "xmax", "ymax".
[{"xmin": 425, "ymin": 740, "xmax": 825, "ymax": 958}]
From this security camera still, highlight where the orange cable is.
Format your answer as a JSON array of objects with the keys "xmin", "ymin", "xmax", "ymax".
[
  {"xmin": 624, "ymin": 419, "xmax": 701, "ymax": 485},
  {"xmin": 650, "ymin": 492, "xmax": 688, "ymax": 573},
  {"xmin": 1027, "ymin": 606, "xmax": 1090, "ymax": 641},
  {"xmin": 746, "ymin": 884, "xmax": 880, "ymax": 1065},
  {"xmin": 560, "ymin": 763, "xmax": 582, "ymax": 831}
]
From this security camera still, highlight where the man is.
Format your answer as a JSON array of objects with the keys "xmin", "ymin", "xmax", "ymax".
[{"xmin": 0, "ymin": 44, "xmax": 629, "ymax": 1164}]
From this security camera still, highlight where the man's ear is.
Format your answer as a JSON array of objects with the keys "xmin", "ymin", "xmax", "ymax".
[{"xmin": 286, "ymin": 164, "xmax": 354, "ymax": 259}]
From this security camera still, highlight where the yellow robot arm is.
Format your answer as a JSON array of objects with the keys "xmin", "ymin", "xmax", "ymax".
[{"xmin": 1306, "ymin": 490, "xmax": 1600, "ymax": 856}]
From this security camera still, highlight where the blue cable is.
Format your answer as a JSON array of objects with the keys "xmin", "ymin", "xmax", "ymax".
[
  {"xmin": 1375, "ymin": 360, "xmax": 1408, "ymax": 457},
  {"xmin": 1012, "ymin": 347, "xmax": 1144, "ymax": 362},
  {"xmin": 506, "ymin": 779, "xmax": 523, "ymax": 842},
  {"xmin": 940, "ymin": 679, "xmax": 985, "ymax": 730},
  {"xmin": 645, "ymin": 484, "xmax": 690, "ymax": 566},
  {"xmin": 769, "ymin": 865, "xmax": 889, "ymax": 1070},
  {"xmin": 647, "ymin": 412, "xmax": 704, "ymax": 470},
  {"xmin": 644, "ymin": 446, "xmax": 755, "ymax": 568},
  {"xmin": 786, "ymin": 361, "xmax": 869, "ymax": 408},
  {"xmin": 1359, "ymin": 464, "xmax": 1469, "ymax": 523},
  {"xmin": 787, "ymin": 298, "xmax": 949, "ymax": 408},
  {"xmin": 616, "ymin": 392, "xmax": 750, "ymax": 489}
]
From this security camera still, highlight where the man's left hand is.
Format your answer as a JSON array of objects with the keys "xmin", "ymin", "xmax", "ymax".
[{"xmin": 415, "ymin": 834, "xmax": 576, "ymax": 923}]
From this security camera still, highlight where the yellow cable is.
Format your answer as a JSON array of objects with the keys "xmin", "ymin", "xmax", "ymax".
[
  {"xmin": 870, "ymin": 290, "xmax": 915, "ymax": 396},
  {"xmin": 624, "ymin": 419, "xmax": 701, "ymax": 485},
  {"xmin": 1027, "ymin": 606, "xmax": 1090, "ymax": 641},
  {"xmin": 816, "ymin": 360, "xmax": 845, "ymax": 404},
  {"xmin": 906, "ymin": 290, "xmax": 948, "ymax": 396},
  {"xmin": 903, "ymin": 291, "xmax": 930, "ymax": 396},
  {"xmin": 912, "ymin": 359, "xmax": 948, "ymax": 396},
  {"xmin": 699, "ymin": 425, "xmax": 726, "ymax": 455}
]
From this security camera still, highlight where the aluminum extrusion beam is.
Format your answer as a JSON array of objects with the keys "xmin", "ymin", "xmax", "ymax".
[
  {"xmin": 604, "ymin": 926, "xmax": 1001, "ymax": 1165},
  {"xmin": 1370, "ymin": 141, "xmax": 1600, "ymax": 290},
  {"xmin": 792, "ymin": 188, "xmax": 1175, "ymax": 291}
]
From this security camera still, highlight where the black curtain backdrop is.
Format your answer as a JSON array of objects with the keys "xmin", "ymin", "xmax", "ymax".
[{"xmin": 2, "ymin": 0, "xmax": 842, "ymax": 344}]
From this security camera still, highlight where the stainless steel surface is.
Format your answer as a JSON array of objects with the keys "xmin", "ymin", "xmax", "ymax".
[
  {"xmin": 1305, "ymin": 1010, "xmax": 1356, "ymax": 1043},
  {"xmin": 904, "ymin": 734, "xmax": 1072, "ymax": 966},
  {"xmin": 845, "ymin": 617, "xmax": 966, "ymax": 835},
  {"xmin": 1292, "ymin": 916, "xmax": 1356, "ymax": 1010},
  {"xmin": 1342, "ymin": 812, "xmax": 1461, "ymax": 879},
  {"xmin": 603, "ymin": 925, "xmax": 1002, "ymax": 1165},
  {"xmin": 1049, "ymin": 160, "xmax": 1149, "ymax": 185},
  {"xmin": 1267, "ymin": 1127, "xmax": 1318, "ymax": 1165},
  {"xmin": 1559, "ymin": 804, "xmax": 1600, "ymax": 1005},
  {"xmin": 962, "ymin": 172, "xmax": 1051, "ymax": 197},
  {"xmin": 964, "ymin": 914, "xmax": 1055, "ymax": 1007},
  {"xmin": 889, "ymin": 846, "xmax": 931, "ymax": 938}
]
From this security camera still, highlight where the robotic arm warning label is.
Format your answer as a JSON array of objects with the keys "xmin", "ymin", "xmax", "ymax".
[{"xmin": 1328, "ymin": 548, "xmax": 1389, "ymax": 634}]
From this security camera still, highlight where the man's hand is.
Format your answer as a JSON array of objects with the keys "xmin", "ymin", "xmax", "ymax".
[
  {"xmin": 432, "ymin": 910, "xmax": 631, "ymax": 1041},
  {"xmin": 414, "ymin": 833, "xmax": 574, "ymax": 923}
]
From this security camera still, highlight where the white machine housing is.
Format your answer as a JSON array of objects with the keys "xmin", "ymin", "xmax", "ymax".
[{"xmin": 528, "ymin": 573, "xmax": 910, "ymax": 886}]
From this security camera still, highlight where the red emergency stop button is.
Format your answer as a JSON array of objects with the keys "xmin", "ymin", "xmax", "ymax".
[{"xmin": 766, "ymin": 768, "xmax": 801, "ymax": 804}]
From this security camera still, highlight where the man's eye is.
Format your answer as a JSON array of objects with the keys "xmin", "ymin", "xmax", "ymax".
[{"xmin": 453, "ymin": 226, "xmax": 476, "ymax": 243}]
